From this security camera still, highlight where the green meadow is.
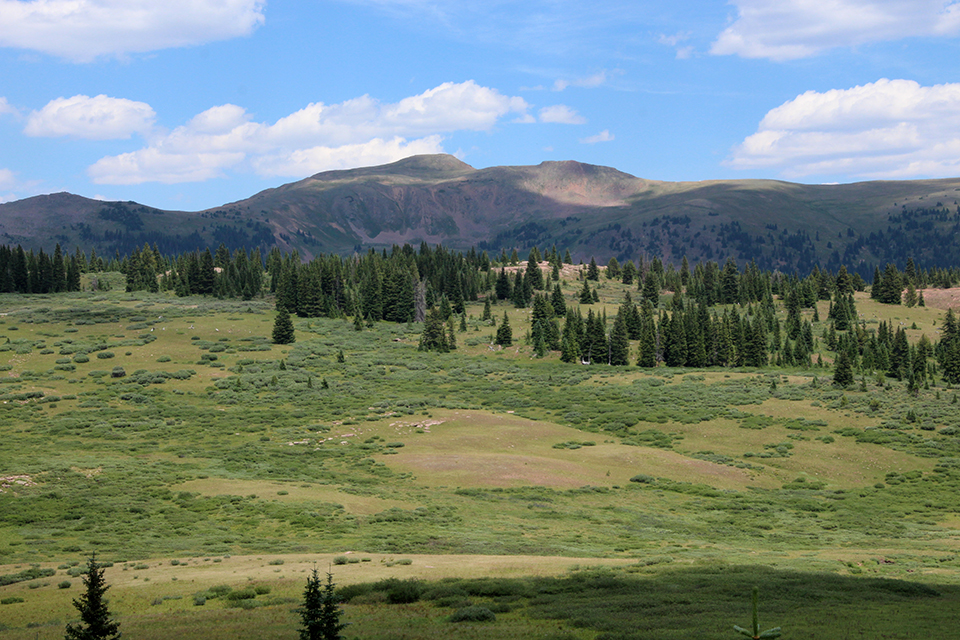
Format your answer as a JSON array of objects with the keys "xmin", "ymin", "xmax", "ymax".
[{"xmin": 3, "ymin": 273, "xmax": 960, "ymax": 638}]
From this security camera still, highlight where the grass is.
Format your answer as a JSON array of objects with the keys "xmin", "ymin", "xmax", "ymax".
[{"xmin": 4, "ymin": 281, "xmax": 960, "ymax": 636}]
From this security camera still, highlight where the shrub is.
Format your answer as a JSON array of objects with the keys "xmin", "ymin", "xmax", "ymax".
[
  {"xmin": 111, "ymin": 366, "xmax": 126, "ymax": 378},
  {"xmin": 96, "ymin": 351, "xmax": 115, "ymax": 359},
  {"xmin": 1, "ymin": 596, "xmax": 25, "ymax": 604},
  {"xmin": 630, "ymin": 474, "xmax": 656, "ymax": 484},
  {"xmin": 448, "ymin": 605, "xmax": 496, "ymax": 622},
  {"xmin": 226, "ymin": 588, "xmax": 257, "ymax": 601},
  {"xmin": 156, "ymin": 355, "xmax": 172, "ymax": 362},
  {"xmin": 73, "ymin": 354, "xmax": 90, "ymax": 363},
  {"xmin": 332, "ymin": 555, "xmax": 349, "ymax": 565}
]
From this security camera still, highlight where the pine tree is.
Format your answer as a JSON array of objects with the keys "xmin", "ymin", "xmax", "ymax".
[
  {"xmin": 608, "ymin": 313, "xmax": 630, "ymax": 366},
  {"xmin": 586, "ymin": 257, "xmax": 600, "ymax": 281},
  {"xmin": 495, "ymin": 311, "xmax": 513, "ymax": 346},
  {"xmin": 418, "ymin": 308, "xmax": 449, "ymax": 352},
  {"xmin": 833, "ymin": 348, "xmax": 854, "ymax": 388},
  {"xmin": 298, "ymin": 569, "xmax": 348, "ymax": 640},
  {"xmin": 578, "ymin": 278, "xmax": 593, "ymax": 304},
  {"xmin": 64, "ymin": 553, "xmax": 121, "ymax": 640},
  {"xmin": 273, "ymin": 308, "xmax": 296, "ymax": 344}
]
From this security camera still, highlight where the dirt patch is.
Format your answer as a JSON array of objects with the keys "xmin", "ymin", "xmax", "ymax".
[{"xmin": 916, "ymin": 288, "xmax": 960, "ymax": 310}]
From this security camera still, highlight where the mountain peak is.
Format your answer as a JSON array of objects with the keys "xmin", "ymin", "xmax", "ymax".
[{"xmin": 308, "ymin": 154, "xmax": 475, "ymax": 182}]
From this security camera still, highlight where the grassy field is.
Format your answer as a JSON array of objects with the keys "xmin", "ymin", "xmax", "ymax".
[{"xmin": 3, "ymin": 275, "xmax": 960, "ymax": 638}]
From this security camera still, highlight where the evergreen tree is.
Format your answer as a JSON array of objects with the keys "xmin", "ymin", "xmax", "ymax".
[
  {"xmin": 578, "ymin": 278, "xmax": 593, "ymax": 304},
  {"xmin": 608, "ymin": 313, "xmax": 630, "ymax": 366},
  {"xmin": 495, "ymin": 311, "xmax": 513, "ymax": 346},
  {"xmin": 64, "ymin": 553, "xmax": 121, "ymax": 640},
  {"xmin": 525, "ymin": 249, "xmax": 544, "ymax": 290},
  {"xmin": 560, "ymin": 311, "xmax": 581, "ymax": 363},
  {"xmin": 495, "ymin": 268, "xmax": 512, "ymax": 300},
  {"xmin": 641, "ymin": 270, "xmax": 659, "ymax": 306},
  {"xmin": 833, "ymin": 349, "xmax": 854, "ymax": 387},
  {"xmin": 297, "ymin": 569, "xmax": 347, "ymax": 640},
  {"xmin": 551, "ymin": 283, "xmax": 567, "ymax": 316},
  {"xmin": 606, "ymin": 257, "xmax": 621, "ymax": 279},
  {"xmin": 586, "ymin": 257, "xmax": 600, "ymax": 281},
  {"xmin": 272, "ymin": 308, "xmax": 296, "ymax": 345},
  {"xmin": 418, "ymin": 308, "xmax": 449, "ymax": 352}
]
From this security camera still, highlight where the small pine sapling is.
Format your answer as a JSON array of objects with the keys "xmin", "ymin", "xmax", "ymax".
[{"xmin": 734, "ymin": 586, "xmax": 781, "ymax": 640}]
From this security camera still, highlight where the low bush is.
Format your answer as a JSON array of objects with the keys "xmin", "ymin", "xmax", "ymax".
[{"xmin": 448, "ymin": 605, "xmax": 496, "ymax": 622}]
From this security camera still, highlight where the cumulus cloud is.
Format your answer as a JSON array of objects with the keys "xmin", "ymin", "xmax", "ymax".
[
  {"xmin": 252, "ymin": 136, "xmax": 446, "ymax": 177},
  {"xmin": 580, "ymin": 129, "xmax": 614, "ymax": 144},
  {"xmin": 0, "ymin": 0, "xmax": 265, "ymax": 62},
  {"xmin": 727, "ymin": 79, "xmax": 960, "ymax": 179},
  {"xmin": 539, "ymin": 105, "xmax": 586, "ymax": 124},
  {"xmin": 0, "ymin": 97, "xmax": 16, "ymax": 116},
  {"xmin": 89, "ymin": 80, "xmax": 530, "ymax": 184},
  {"xmin": 711, "ymin": 0, "xmax": 960, "ymax": 61},
  {"xmin": 0, "ymin": 168, "xmax": 15, "ymax": 189},
  {"xmin": 25, "ymin": 95, "xmax": 155, "ymax": 140}
]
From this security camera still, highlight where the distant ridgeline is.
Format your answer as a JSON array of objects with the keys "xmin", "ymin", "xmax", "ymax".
[{"xmin": 2, "ymin": 241, "xmax": 960, "ymax": 384}]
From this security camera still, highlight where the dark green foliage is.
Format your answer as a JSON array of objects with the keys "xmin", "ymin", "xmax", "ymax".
[
  {"xmin": 64, "ymin": 553, "xmax": 120, "ymax": 640},
  {"xmin": 419, "ymin": 308, "xmax": 450, "ymax": 352},
  {"xmin": 298, "ymin": 569, "xmax": 347, "ymax": 640},
  {"xmin": 586, "ymin": 257, "xmax": 600, "ymax": 281},
  {"xmin": 0, "ymin": 566, "xmax": 56, "ymax": 586},
  {"xmin": 273, "ymin": 308, "xmax": 296, "ymax": 344},
  {"xmin": 448, "ymin": 605, "xmax": 496, "ymax": 622},
  {"xmin": 495, "ymin": 312, "xmax": 512, "ymax": 346},
  {"xmin": 832, "ymin": 349, "xmax": 853, "ymax": 388},
  {"xmin": 608, "ymin": 312, "xmax": 630, "ymax": 366}
]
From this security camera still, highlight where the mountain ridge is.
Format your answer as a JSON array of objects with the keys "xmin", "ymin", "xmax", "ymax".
[{"xmin": 3, "ymin": 154, "xmax": 960, "ymax": 274}]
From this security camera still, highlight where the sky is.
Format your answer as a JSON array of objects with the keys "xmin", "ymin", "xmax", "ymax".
[{"xmin": 2, "ymin": 0, "xmax": 960, "ymax": 211}]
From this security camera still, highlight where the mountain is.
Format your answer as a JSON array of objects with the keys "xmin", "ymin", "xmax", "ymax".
[{"xmin": 4, "ymin": 154, "xmax": 960, "ymax": 274}]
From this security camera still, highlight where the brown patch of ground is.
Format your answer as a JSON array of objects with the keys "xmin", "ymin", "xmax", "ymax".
[
  {"xmin": 916, "ymin": 288, "xmax": 960, "ymax": 310},
  {"xmin": 380, "ymin": 410, "xmax": 758, "ymax": 490}
]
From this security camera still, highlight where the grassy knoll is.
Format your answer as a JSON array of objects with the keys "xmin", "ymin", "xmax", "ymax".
[{"xmin": 3, "ymin": 280, "xmax": 960, "ymax": 637}]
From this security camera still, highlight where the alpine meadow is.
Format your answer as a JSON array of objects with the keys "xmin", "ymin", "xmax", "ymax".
[{"xmin": 2, "ymin": 226, "xmax": 960, "ymax": 639}]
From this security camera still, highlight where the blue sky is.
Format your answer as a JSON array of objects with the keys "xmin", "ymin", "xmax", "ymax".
[{"xmin": 2, "ymin": 0, "xmax": 960, "ymax": 211}]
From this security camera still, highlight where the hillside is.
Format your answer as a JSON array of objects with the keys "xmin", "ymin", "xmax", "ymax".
[{"xmin": 4, "ymin": 154, "xmax": 960, "ymax": 274}]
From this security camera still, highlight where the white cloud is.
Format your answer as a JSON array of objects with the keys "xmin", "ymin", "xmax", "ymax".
[
  {"xmin": 0, "ymin": 97, "xmax": 16, "ymax": 116},
  {"xmin": 0, "ymin": 168, "xmax": 15, "ymax": 189},
  {"xmin": 580, "ymin": 129, "xmax": 614, "ymax": 144},
  {"xmin": 539, "ymin": 105, "xmax": 586, "ymax": 124},
  {"xmin": 0, "ymin": 0, "xmax": 265, "ymax": 62},
  {"xmin": 711, "ymin": 0, "xmax": 960, "ymax": 61},
  {"xmin": 89, "ymin": 81, "xmax": 531, "ymax": 184},
  {"xmin": 657, "ymin": 31, "xmax": 690, "ymax": 47},
  {"xmin": 25, "ymin": 95, "xmax": 155, "ymax": 140},
  {"xmin": 553, "ymin": 71, "xmax": 609, "ymax": 92},
  {"xmin": 252, "ymin": 136, "xmax": 446, "ymax": 177},
  {"xmin": 727, "ymin": 79, "xmax": 960, "ymax": 179}
]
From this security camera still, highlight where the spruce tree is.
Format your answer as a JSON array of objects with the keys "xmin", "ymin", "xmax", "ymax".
[
  {"xmin": 298, "ymin": 569, "xmax": 347, "ymax": 640},
  {"xmin": 418, "ymin": 308, "xmax": 449, "ymax": 352},
  {"xmin": 608, "ymin": 313, "xmax": 630, "ymax": 366},
  {"xmin": 578, "ymin": 278, "xmax": 593, "ymax": 304},
  {"xmin": 586, "ymin": 257, "xmax": 600, "ymax": 281},
  {"xmin": 833, "ymin": 349, "xmax": 854, "ymax": 388},
  {"xmin": 273, "ymin": 308, "xmax": 296, "ymax": 344},
  {"xmin": 495, "ymin": 311, "xmax": 513, "ymax": 346},
  {"xmin": 64, "ymin": 553, "xmax": 121, "ymax": 640}
]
